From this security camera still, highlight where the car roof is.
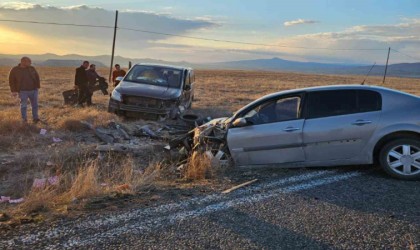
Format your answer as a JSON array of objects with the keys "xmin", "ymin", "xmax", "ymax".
[
  {"xmin": 234, "ymin": 84, "xmax": 418, "ymax": 116},
  {"xmin": 262, "ymin": 84, "xmax": 417, "ymax": 99},
  {"xmin": 133, "ymin": 63, "xmax": 191, "ymax": 71}
]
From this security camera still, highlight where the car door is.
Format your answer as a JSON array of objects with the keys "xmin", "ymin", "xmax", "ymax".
[
  {"xmin": 303, "ymin": 89, "xmax": 382, "ymax": 162},
  {"xmin": 227, "ymin": 94, "xmax": 306, "ymax": 166}
]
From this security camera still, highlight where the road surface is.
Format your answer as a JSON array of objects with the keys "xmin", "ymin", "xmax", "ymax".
[{"xmin": 1, "ymin": 166, "xmax": 419, "ymax": 249}]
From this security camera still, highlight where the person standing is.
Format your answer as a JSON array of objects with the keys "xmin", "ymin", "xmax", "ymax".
[
  {"xmin": 8, "ymin": 57, "xmax": 41, "ymax": 123},
  {"xmin": 86, "ymin": 64, "xmax": 101, "ymax": 106},
  {"xmin": 112, "ymin": 64, "xmax": 126, "ymax": 87},
  {"xmin": 74, "ymin": 61, "xmax": 89, "ymax": 107}
]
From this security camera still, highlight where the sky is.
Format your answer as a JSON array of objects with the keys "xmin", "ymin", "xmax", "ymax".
[{"xmin": 0, "ymin": 0, "xmax": 419, "ymax": 64}]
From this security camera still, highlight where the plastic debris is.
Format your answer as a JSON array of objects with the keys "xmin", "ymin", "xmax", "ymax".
[
  {"xmin": 40, "ymin": 128, "xmax": 47, "ymax": 135},
  {"xmin": 33, "ymin": 176, "xmax": 60, "ymax": 188},
  {"xmin": 0, "ymin": 196, "xmax": 11, "ymax": 203},
  {"xmin": 48, "ymin": 176, "xmax": 60, "ymax": 185},
  {"xmin": 32, "ymin": 178, "xmax": 47, "ymax": 188},
  {"xmin": 9, "ymin": 198, "xmax": 25, "ymax": 204},
  {"xmin": 52, "ymin": 137, "xmax": 63, "ymax": 143}
]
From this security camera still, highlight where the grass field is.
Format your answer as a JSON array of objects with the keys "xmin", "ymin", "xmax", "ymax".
[{"xmin": 0, "ymin": 66, "xmax": 419, "ymax": 217}]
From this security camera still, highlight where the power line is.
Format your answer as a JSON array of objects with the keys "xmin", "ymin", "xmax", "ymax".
[
  {"xmin": 0, "ymin": 18, "xmax": 389, "ymax": 51},
  {"xmin": 391, "ymin": 49, "xmax": 420, "ymax": 62},
  {"xmin": 118, "ymin": 26, "xmax": 387, "ymax": 51},
  {"xmin": 0, "ymin": 19, "xmax": 114, "ymax": 29}
]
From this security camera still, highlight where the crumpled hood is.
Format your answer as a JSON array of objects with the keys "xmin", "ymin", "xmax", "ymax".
[
  {"xmin": 201, "ymin": 117, "xmax": 232, "ymax": 129},
  {"xmin": 116, "ymin": 81, "xmax": 181, "ymax": 100}
]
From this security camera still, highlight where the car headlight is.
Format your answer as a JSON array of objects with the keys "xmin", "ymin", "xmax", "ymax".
[{"xmin": 111, "ymin": 90, "xmax": 122, "ymax": 102}]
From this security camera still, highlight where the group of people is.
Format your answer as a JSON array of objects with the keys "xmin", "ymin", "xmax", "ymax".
[
  {"xmin": 8, "ymin": 56, "xmax": 126, "ymax": 123},
  {"xmin": 75, "ymin": 61, "xmax": 126, "ymax": 107}
]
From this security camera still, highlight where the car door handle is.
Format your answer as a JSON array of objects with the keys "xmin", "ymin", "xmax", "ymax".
[
  {"xmin": 283, "ymin": 127, "xmax": 300, "ymax": 132},
  {"xmin": 352, "ymin": 120, "xmax": 372, "ymax": 126}
]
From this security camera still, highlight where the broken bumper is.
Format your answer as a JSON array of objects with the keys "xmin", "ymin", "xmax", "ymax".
[{"xmin": 108, "ymin": 99, "xmax": 172, "ymax": 115}]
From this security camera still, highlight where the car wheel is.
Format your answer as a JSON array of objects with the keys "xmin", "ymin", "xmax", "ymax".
[{"xmin": 379, "ymin": 138, "xmax": 420, "ymax": 180}]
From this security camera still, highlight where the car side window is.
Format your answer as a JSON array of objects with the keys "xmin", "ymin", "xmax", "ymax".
[
  {"xmin": 243, "ymin": 96, "xmax": 301, "ymax": 125},
  {"xmin": 358, "ymin": 90, "xmax": 382, "ymax": 112},
  {"xmin": 306, "ymin": 89, "xmax": 382, "ymax": 119}
]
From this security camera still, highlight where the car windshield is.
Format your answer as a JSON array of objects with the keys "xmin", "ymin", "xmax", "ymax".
[{"xmin": 124, "ymin": 65, "xmax": 182, "ymax": 88}]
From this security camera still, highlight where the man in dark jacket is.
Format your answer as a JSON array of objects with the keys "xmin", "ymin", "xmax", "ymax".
[
  {"xmin": 74, "ymin": 61, "xmax": 89, "ymax": 107},
  {"xmin": 8, "ymin": 57, "xmax": 41, "ymax": 123},
  {"xmin": 86, "ymin": 64, "xmax": 101, "ymax": 106}
]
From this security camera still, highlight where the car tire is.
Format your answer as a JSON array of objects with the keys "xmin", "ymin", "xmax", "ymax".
[
  {"xmin": 180, "ymin": 113, "xmax": 201, "ymax": 127},
  {"xmin": 379, "ymin": 138, "xmax": 420, "ymax": 180}
]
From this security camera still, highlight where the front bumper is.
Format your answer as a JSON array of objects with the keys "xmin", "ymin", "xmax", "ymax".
[{"xmin": 108, "ymin": 98, "xmax": 173, "ymax": 115}]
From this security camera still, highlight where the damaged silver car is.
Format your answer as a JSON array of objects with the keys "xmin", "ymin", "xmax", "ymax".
[
  {"xmin": 108, "ymin": 64, "xmax": 195, "ymax": 119},
  {"xmin": 191, "ymin": 85, "xmax": 420, "ymax": 180}
]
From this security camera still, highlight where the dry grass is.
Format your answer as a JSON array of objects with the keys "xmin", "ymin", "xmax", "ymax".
[
  {"xmin": 183, "ymin": 152, "xmax": 213, "ymax": 180},
  {"xmin": 15, "ymin": 154, "xmax": 163, "ymax": 215}
]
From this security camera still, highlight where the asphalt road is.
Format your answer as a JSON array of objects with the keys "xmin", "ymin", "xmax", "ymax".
[{"xmin": 1, "ymin": 166, "xmax": 419, "ymax": 249}]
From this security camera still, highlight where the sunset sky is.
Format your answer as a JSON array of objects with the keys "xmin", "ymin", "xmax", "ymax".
[{"xmin": 0, "ymin": 0, "xmax": 419, "ymax": 64}]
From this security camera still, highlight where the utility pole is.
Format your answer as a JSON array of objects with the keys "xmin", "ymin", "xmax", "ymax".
[
  {"xmin": 382, "ymin": 47, "xmax": 390, "ymax": 84},
  {"xmin": 109, "ymin": 10, "xmax": 118, "ymax": 82}
]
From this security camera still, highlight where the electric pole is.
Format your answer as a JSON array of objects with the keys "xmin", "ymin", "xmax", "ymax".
[
  {"xmin": 382, "ymin": 47, "xmax": 390, "ymax": 84},
  {"xmin": 109, "ymin": 10, "xmax": 118, "ymax": 82}
]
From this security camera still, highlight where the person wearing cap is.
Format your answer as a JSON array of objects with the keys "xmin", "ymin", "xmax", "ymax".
[
  {"xmin": 8, "ymin": 57, "xmax": 41, "ymax": 123},
  {"xmin": 112, "ymin": 64, "xmax": 126, "ymax": 87}
]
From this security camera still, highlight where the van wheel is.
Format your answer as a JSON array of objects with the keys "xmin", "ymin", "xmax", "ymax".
[{"xmin": 379, "ymin": 138, "xmax": 420, "ymax": 180}]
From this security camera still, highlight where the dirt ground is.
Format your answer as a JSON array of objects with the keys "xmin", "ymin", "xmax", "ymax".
[{"xmin": 0, "ymin": 66, "xmax": 419, "ymax": 221}]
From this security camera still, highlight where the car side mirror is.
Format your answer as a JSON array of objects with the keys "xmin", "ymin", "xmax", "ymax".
[
  {"xmin": 232, "ymin": 118, "xmax": 247, "ymax": 127},
  {"xmin": 184, "ymin": 84, "xmax": 191, "ymax": 91},
  {"xmin": 116, "ymin": 76, "xmax": 124, "ymax": 82}
]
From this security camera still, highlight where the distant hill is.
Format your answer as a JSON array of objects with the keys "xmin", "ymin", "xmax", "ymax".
[
  {"xmin": 0, "ymin": 53, "xmax": 418, "ymax": 78},
  {"xmin": 0, "ymin": 53, "xmax": 190, "ymax": 69},
  {"xmin": 0, "ymin": 58, "xmax": 18, "ymax": 66},
  {"xmin": 39, "ymin": 59, "xmax": 106, "ymax": 67},
  {"xmin": 205, "ymin": 57, "xmax": 420, "ymax": 78}
]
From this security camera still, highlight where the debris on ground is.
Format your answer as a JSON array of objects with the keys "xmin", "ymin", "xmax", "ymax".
[
  {"xmin": 222, "ymin": 179, "xmax": 258, "ymax": 194},
  {"xmin": 39, "ymin": 129, "xmax": 47, "ymax": 135},
  {"xmin": 52, "ymin": 137, "xmax": 63, "ymax": 143},
  {"xmin": 32, "ymin": 175, "xmax": 60, "ymax": 189},
  {"xmin": 1, "ymin": 196, "xmax": 25, "ymax": 204},
  {"xmin": 0, "ymin": 196, "xmax": 10, "ymax": 203},
  {"xmin": 8, "ymin": 198, "xmax": 24, "ymax": 204},
  {"xmin": 95, "ymin": 143, "xmax": 160, "ymax": 155}
]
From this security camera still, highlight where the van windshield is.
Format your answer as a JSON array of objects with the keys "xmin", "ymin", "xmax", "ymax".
[{"xmin": 124, "ymin": 65, "xmax": 182, "ymax": 88}]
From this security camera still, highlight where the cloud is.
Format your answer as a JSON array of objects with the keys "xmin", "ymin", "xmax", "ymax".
[
  {"xmin": 273, "ymin": 18, "xmax": 420, "ymax": 63},
  {"xmin": 284, "ymin": 19, "xmax": 318, "ymax": 27},
  {"xmin": 0, "ymin": 1, "xmax": 36, "ymax": 10},
  {"xmin": 0, "ymin": 2, "xmax": 217, "ymax": 56}
]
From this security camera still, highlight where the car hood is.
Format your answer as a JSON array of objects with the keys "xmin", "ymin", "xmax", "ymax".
[
  {"xmin": 116, "ymin": 81, "xmax": 181, "ymax": 100},
  {"xmin": 200, "ymin": 117, "xmax": 232, "ymax": 129}
]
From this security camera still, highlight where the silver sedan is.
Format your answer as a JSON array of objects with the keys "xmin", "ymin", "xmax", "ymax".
[{"xmin": 225, "ymin": 85, "xmax": 420, "ymax": 180}]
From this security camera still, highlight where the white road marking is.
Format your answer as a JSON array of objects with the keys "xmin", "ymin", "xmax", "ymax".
[{"xmin": 1, "ymin": 170, "xmax": 363, "ymax": 248}]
